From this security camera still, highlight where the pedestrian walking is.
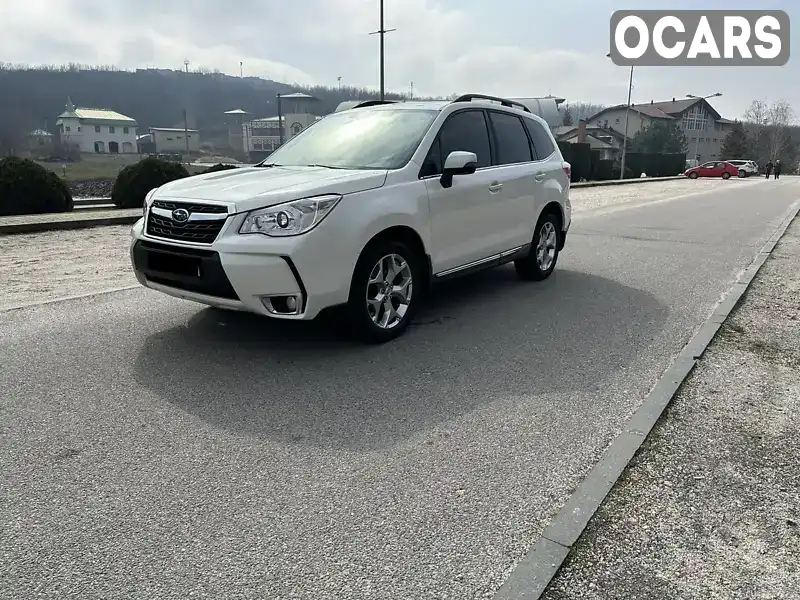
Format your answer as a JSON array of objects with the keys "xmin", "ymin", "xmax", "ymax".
[
  {"xmin": 765, "ymin": 160, "xmax": 773, "ymax": 178},
  {"xmin": 774, "ymin": 159, "xmax": 781, "ymax": 179}
]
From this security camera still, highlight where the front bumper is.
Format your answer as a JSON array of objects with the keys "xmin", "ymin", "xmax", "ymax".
[{"xmin": 129, "ymin": 217, "xmax": 352, "ymax": 320}]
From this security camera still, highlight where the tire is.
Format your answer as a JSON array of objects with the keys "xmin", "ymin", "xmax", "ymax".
[
  {"xmin": 346, "ymin": 239, "xmax": 420, "ymax": 343},
  {"xmin": 722, "ymin": 172, "xmax": 731, "ymax": 180},
  {"xmin": 515, "ymin": 211, "xmax": 560, "ymax": 281},
  {"xmin": 738, "ymin": 170, "xmax": 746, "ymax": 178},
  {"xmin": 689, "ymin": 172, "xmax": 698, "ymax": 179}
]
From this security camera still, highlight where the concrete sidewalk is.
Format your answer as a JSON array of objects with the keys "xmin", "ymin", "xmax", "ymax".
[
  {"xmin": 0, "ymin": 207, "xmax": 140, "ymax": 235},
  {"xmin": 0, "ymin": 176, "xmax": 684, "ymax": 235},
  {"xmin": 542, "ymin": 217, "xmax": 800, "ymax": 599}
]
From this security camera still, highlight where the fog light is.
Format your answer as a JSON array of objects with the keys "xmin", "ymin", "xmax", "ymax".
[{"xmin": 260, "ymin": 294, "xmax": 301, "ymax": 315}]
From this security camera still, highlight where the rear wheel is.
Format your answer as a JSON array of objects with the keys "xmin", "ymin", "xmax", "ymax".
[
  {"xmin": 722, "ymin": 172, "xmax": 731, "ymax": 180},
  {"xmin": 689, "ymin": 172, "xmax": 699, "ymax": 179},
  {"xmin": 738, "ymin": 169, "xmax": 746, "ymax": 178},
  {"xmin": 346, "ymin": 239, "xmax": 420, "ymax": 343},
  {"xmin": 515, "ymin": 211, "xmax": 560, "ymax": 281}
]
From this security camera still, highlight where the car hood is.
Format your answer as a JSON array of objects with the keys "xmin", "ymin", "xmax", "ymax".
[{"xmin": 155, "ymin": 166, "xmax": 388, "ymax": 211}]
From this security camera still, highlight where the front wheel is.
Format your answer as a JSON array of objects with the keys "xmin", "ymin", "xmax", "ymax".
[
  {"xmin": 689, "ymin": 172, "xmax": 699, "ymax": 179},
  {"xmin": 515, "ymin": 212, "xmax": 560, "ymax": 281},
  {"xmin": 346, "ymin": 240, "xmax": 420, "ymax": 343},
  {"xmin": 722, "ymin": 172, "xmax": 731, "ymax": 180}
]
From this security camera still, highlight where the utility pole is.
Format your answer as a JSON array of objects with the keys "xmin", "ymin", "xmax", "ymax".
[
  {"xmin": 338, "ymin": 76, "xmax": 342, "ymax": 91},
  {"xmin": 240, "ymin": 61, "xmax": 243, "ymax": 78},
  {"xmin": 369, "ymin": 0, "xmax": 395, "ymax": 101},
  {"xmin": 183, "ymin": 59, "xmax": 190, "ymax": 160},
  {"xmin": 277, "ymin": 93, "xmax": 284, "ymax": 146},
  {"xmin": 409, "ymin": 81, "xmax": 413, "ymax": 100}
]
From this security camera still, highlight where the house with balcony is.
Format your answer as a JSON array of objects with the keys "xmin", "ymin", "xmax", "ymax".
[
  {"xmin": 55, "ymin": 98, "xmax": 137, "ymax": 154},
  {"xmin": 238, "ymin": 93, "xmax": 322, "ymax": 160},
  {"xmin": 553, "ymin": 121, "xmax": 628, "ymax": 160},
  {"xmin": 584, "ymin": 97, "xmax": 735, "ymax": 162}
]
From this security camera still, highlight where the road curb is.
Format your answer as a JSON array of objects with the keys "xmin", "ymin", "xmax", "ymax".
[
  {"xmin": 493, "ymin": 198, "xmax": 800, "ymax": 600},
  {"xmin": 0, "ymin": 214, "xmax": 140, "ymax": 235},
  {"xmin": 571, "ymin": 176, "xmax": 683, "ymax": 188}
]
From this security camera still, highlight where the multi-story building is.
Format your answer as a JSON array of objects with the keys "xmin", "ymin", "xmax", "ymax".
[
  {"xmin": 238, "ymin": 93, "xmax": 322, "ymax": 160},
  {"xmin": 55, "ymin": 98, "xmax": 138, "ymax": 154},
  {"xmin": 584, "ymin": 97, "xmax": 735, "ymax": 162}
]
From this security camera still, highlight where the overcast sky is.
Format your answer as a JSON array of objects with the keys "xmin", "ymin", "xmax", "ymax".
[{"xmin": 0, "ymin": 0, "xmax": 796, "ymax": 119}]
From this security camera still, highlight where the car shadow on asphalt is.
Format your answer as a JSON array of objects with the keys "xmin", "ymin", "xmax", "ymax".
[{"xmin": 133, "ymin": 266, "xmax": 669, "ymax": 451}]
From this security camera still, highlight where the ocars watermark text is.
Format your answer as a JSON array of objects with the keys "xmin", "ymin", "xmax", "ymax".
[{"xmin": 609, "ymin": 10, "xmax": 789, "ymax": 66}]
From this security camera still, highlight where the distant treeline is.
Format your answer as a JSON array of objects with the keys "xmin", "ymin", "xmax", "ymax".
[{"xmin": 0, "ymin": 62, "xmax": 607, "ymax": 155}]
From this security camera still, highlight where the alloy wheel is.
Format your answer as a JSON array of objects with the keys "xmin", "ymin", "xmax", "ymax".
[
  {"xmin": 537, "ymin": 221, "xmax": 558, "ymax": 272},
  {"xmin": 366, "ymin": 253, "xmax": 413, "ymax": 329}
]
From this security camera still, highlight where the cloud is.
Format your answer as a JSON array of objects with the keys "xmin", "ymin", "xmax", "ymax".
[{"xmin": 1, "ymin": 0, "xmax": 793, "ymax": 117}]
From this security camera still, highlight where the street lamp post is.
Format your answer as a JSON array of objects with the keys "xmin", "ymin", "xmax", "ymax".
[
  {"xmin": 606, "ymin": 53, "xmax": 634, "ymax": 180},
  {"xmin": 620, "ymin": 65, "xmax": 633, "ymax": 180},
  {"xmin": 686, "ymin": 93, "xmax": 722, "ymax": 164}
]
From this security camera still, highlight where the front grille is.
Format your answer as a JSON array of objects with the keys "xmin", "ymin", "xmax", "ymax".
[
  {"xmin": 152, "ymin": 200, "xmax": 227, "ymax": 214},
  {"xmin": 146, "ymin": 200, "xmax": 228, "ymax": 244}
]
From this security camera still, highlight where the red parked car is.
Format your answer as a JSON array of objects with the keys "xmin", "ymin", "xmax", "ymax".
[{"xmin": 685, "ymin": 161, "xmax": 738, "ymax": 180}]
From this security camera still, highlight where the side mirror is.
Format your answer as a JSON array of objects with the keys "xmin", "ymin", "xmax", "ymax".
[{"xmin": 441, "ymin": 151, "xmax": 478, "ymax": 188}]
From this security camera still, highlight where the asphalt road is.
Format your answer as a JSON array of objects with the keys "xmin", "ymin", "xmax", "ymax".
[{"xmin": 2, "ymin": 178, "xmax": 799, "ymax": 600}]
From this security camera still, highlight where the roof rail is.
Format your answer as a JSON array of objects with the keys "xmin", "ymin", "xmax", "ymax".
[
  {"xmin": 353, "ymin": 100, "xmax": 397, "ymax": 109},
  {"xmin": 451, "ymin": 94, "xmax": 531, "ymax": 113},
  {"xmin": 333, "ymin": 99, "xmax": 398, "ymax": 113}
]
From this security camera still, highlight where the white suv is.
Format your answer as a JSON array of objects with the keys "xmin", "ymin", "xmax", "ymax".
[
  {"xmin": 726, "ymin": 159, "xmax": 759, "ymax": 177},
  {"xmin": 130, "ymin": 94, "xmax": 572, "ymax": 343}
]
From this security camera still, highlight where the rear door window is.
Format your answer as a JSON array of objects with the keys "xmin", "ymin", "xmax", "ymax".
[{"xmin": 488, "ymin": 111, "xmax": 533, "ymax": 165}]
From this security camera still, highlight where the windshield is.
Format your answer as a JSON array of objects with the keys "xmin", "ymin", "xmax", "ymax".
[{"xmin": 259, "ymin": 108, "xmax": 438, "ymax": 170}]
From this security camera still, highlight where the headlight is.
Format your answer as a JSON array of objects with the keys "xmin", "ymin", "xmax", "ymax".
[
  {"xmin": 239, "ymin": 194, "xmax": 342, "ymax": 237},
  {"xmin": 143, "ymin": 188, "xmax": 157, "ymax": 218}
]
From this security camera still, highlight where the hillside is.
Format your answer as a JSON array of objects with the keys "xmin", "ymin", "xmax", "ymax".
[{"xmin": 0, "ymin": 64, "xmax": 419, "ymax": 153}]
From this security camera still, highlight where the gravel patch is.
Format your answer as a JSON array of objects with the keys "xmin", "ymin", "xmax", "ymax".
[
  {"xmin": 0, "ymin": 226, "xmax": 136, "ymax": 310},
  {"xmin": 68, "ymin": 179, "xmax": 113, "ymax": 198},
  {"xmin": 0, "ymin": 179, "xmax": 763, "ymax": 311},
  {"xmin": 542, "ymin": 217, "xmax": 800, "ymax": 600}
]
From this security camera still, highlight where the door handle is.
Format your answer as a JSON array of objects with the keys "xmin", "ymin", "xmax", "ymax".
[
  {"xmin": 534, "ymin": 172, "xmax": 545, "ymax": 182},
  {"xmin": 488, "ymin": 181, "xmax": 503, "ymax": 193}
]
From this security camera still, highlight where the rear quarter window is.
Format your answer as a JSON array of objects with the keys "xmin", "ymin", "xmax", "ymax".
[{"xmin": 523, "ymin": 118, "xmax": 556, "ymax": 160}]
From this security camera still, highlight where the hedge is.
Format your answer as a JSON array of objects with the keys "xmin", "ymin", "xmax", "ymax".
[
  {"xmin": 557, "ymin": 142, "xmax": 685, "ymax": 181},
  {"xmin": 112, "ymin": 157, "xmax": 190, "ymax": 209},
  {"xmin": 0, "ymin": 156, "xmax": 73, "ymax": 216},
  {"xmin": 199, "ymin": 163, "xmax": 240, "ymax": 174},
  {"xmin": 623, "ymin": 153, "xmax": 686, "ymax": 177}
]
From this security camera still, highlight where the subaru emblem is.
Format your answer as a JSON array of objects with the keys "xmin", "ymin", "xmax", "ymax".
[{"xmin": 172, "ymin": 208, "xmax": 190, "ymax": 223}]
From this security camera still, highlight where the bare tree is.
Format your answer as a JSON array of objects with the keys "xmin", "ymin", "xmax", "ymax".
[
  {"xmin": 766, "ymin": 100, "xmax": 794, "ymax": 161},
  {"xmin": 743, "ymin": 99, "xmax": 796, "ymax": 164}
]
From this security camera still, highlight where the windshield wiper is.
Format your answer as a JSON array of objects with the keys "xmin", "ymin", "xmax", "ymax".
[
  {"xmin": 307, "ymin": 164, "xmax": 346, "ymax": 169},
  {"xmin": 256, "ymin": 163, "xmax": 283, "ymax": 168}
]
